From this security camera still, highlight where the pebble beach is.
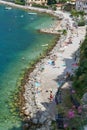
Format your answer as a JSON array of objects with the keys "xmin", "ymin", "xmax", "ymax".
[
  {"xmin": 21, "ymin": 10, "xmax": 86, "ymax": 130},
  {"xmin": 0, "ymin": 1, "xmax": 86, "ymax": 129}
]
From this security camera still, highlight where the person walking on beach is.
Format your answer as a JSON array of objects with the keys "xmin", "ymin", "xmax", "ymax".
[{"xmin": 49, "ymin": 91, "xmax": 53, "ymax": 101}]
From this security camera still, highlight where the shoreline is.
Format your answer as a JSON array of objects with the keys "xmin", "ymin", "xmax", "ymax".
[
  {"xmin": 0, "ymin": 0, "xmax": 64, "ymax": 18},
  {"xmin": 19, "ymin": 8, "xmax": 72, "ymax": 127},
  {"xmin": 0, "ymin": 0, "xmax": 54, "ymax": 14},
  {"xmin": 0, "ymin": 0, "xmax": 64, "ymax": 35},
  {"xmin": 20, "ymin": 12, "xmax": 86, "ymax": 130},
  {"xmin": 0, "ymin": 1, "xmax": 86, "ymax": 129}
]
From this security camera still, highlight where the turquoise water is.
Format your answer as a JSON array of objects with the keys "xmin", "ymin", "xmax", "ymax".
[{"xmin": 0, "ymin": 5, "xmax": 57, "ymax": 130}]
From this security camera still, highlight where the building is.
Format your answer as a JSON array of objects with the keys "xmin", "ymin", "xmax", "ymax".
[
  {"xmin": 56, "ymin": 3, "xmax": 64, "ymax": 10},
  {"xmin": 76, "ymin": 0, "xmax": 87, "ymax": 13},
  {"xmin": 66, "ymin": 0, "xmax": 76, "ymax": 5},
  {"xmin": 71, "ymin": 0, "xmax": 76, "ymax": 5},
  {"xmin": 26, "ymin": 0, "xmax": 47, "ymax": 6}
]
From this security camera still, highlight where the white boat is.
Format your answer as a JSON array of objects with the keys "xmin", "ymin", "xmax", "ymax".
[
  {"xmin": 28, "ymin": 12, "xmax": 37, "ymax": 15},
  {"xmin": 5, "ymin": 7, "xmax": 12, "ymax": 10},
  {"xmin": 41, "ymin": 44, "xmax": 48, "ymax": 47}
]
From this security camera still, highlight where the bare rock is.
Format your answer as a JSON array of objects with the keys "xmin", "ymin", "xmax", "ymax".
[
  {"xmin": 24, "ymin": 109, "xmax": 29, "ymax": 116},
  {"xmin": 39, "ymin": 115, "xmax": 47, "ymax": 124},
  {"xmin": 82, "ymin": 93, "xmax": 87, "ymax": 104},
  {"xmin": 47, "ymin": 120, "xmax": 52, "ymax": 126},
  {"xmin": 43, "ymin": 112, "xmax": 49, "ymax": 117},
  {"xmin": 30, "ymin": 112, "xmax": 34, "ymax": 118},
  {"xmin": 32, "ymin": 118, "xmax": 38, "ymax": 124}
]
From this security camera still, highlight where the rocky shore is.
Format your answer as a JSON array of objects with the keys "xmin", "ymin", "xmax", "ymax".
[
  {"xmin": 18, "ymin": 11, "xmax": 70, "ymax": 130},
  {"xmin": 19, "ymin": 13, "xmax": 73, "ymax": 130},
  {"xmin": 20, "ymin": 12, "xmax": 86, "ymax": 130},
  {"xmin": 0, "ymin": 1, "xmax": 86, "ymax": 129}
]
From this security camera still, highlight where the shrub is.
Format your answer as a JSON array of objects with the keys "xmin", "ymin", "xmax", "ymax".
[
  {"xmin": 32, "ymin": 3, "xmax": 48, "ymax": 9},
  {"xmin": 62, "ymin": 29, "xmax": 67, "ymax": 35},
  {"xmin": 73, "ymin": 32, "xmax": 87, "ymax": 98},
  {"xmin": 15, "ymin": 0, "xmax": 25, "ymax": 5},
  {"xmin": 78, "ymin": 21, "xmax": 85, "ymax": 26}
]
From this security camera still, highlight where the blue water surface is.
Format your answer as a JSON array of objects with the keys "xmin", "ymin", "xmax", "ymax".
[{"xmin": 0, "ymin": 5, "xmax": 57, "ymax": 130}]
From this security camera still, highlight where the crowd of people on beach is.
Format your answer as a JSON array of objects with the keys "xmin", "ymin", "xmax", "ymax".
[
  {"xmin": 19, "ymin": 7, "xmax": 86, "ymax": 129},
  {"xmin": 0, "ymin": 0, "xmax": 86, "ymax": 129},
  {"xmin": 34, "ymin": 17, "xmax": 81, "ymax": 99}
]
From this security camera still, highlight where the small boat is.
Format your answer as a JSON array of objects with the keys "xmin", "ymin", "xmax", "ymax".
[
  {"xmin": 28, "ymin": 12, "xmax": 37, "ymax": 15},
  {"xmin": 5, "ymin": 7, "xmax": 12, "ymax": 10},
  {"xmin": 41, "ymin": 44, "xmax": 48, "ymax": 47}
]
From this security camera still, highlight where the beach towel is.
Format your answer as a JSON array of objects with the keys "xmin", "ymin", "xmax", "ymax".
[
  {"xmin": 72, "ymin": 63, "xmax": 78, "ymax": 67},
  {"xmin": 35, "ymin": 82, "xmax": 40, "ymax": 87},
  {"xmin": 62, "ymin": 64, "xmax": 66, "ymax": 67},
  {"xmin": 57, "ymin": 81, "xmax": 62, "ymax": 87},
  {"xmin": 48, "ymin": 60, "xmax": 52, "ymax": 65}
]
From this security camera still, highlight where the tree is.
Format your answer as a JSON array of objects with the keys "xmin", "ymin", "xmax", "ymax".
[
  {"xmin": 71, "ymin": 9, "xmax": 79, "ymax": 17},
  {"xmin": 62, "ymin": 29, "xmax": 67, "ymax": 35},
  {"xmin": 15, "ymin": 0, "xmax": 25, "ymax": 5},
  {"xmin": 58, "ymin": 0, "xmax": 68, "ymax": 3},
  {"xmin": 79, "ymin": 11, "xmax": 85, "ymax": 17},
  {"xmin": 47, "ymin": 0, "xmax": 57, "ymax": 5}
]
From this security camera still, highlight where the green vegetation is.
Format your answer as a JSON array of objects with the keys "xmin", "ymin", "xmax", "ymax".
[
  {"xmin": 78, "ymin": 21, "xmax": 85, "ymax": 26},
  {"xmin": 71, "ymin": 10, "xmax": 85, "ymax": 18},
  {"xmin": 78, "ymin": 11, "xmax": 85, "ymax": 17},
  {"xmin": 49, "ymin": 4, "xmax": 57, "ymax": 10},
  {"xmin": 51, "ymin": 4, "xmax": 57, "ymax": 10},
  {"xmin": 73, "ymin": 31, "xmax": 87, "ymax": 98},
  {"xmin": 15, "ymin": 0, "xmax": 25, "ymax": 5},
  {"xmin": 32, "ymin": 3, "xmax": 48, "ymax": 8},
  {"xmin": 47, "ymin": 0, "xmax": 57, "ymax": 5},
  {"xmin": 58, "ymin": 0, "xmax": 68, "ymax": 3},
  {"xmin": 71, "ymin": 9, "xmax": 85, "ymax": 26},
  {"xmin": 71, "ymin": 9, "xmax": 79, "ymax": 17},
  {"xmin": 64, "ymin": 3, "xmax": 75, "ymax": 11},
  {"xmin": 62, "ymin": 29, "xmax": 67, "ymax": 35}
]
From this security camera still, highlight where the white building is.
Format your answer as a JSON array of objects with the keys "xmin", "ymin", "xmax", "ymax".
[
  {"xmin": 26, "ymin": 0, "xmax": 47, "ymax": 6},
  {"xmin": 76, "ymin": 0, "xmax": 87, "ymax": 13}
]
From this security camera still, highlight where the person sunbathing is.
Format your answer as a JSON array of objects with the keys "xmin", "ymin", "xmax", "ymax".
[{"xmin": 49, "ymin": 91, "xmax": 53, "ymax": 101}]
